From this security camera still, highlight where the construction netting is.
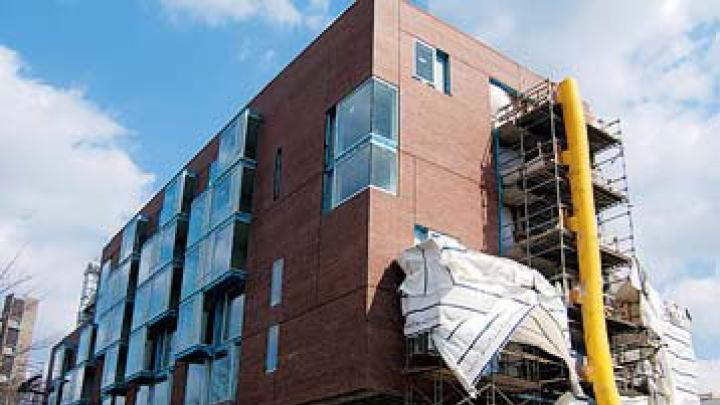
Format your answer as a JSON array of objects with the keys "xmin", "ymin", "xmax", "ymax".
[{"xmin": 397, "ymin": 235, "xmax": 583, "ymax": 398}]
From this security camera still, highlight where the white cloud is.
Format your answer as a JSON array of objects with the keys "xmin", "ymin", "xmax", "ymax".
[
  {"xmin": 160, "ymin": 0, "xmax": 300, "ymax": 26},
  {"xmin": 697, "ymin": 359, "xmax": 720, "ymax": 396},
  {"xmin": 428, "ymin": 0, "xmax": 720, "ymax": 388},
  {"xmin": 0, "ymin": 45, "xmax": 154, "ymax": 364},
  {"xmin": 159, "ymin": 0, "xmax": 338, "ymax": 30}
]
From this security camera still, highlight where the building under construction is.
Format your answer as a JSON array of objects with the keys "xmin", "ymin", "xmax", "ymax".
[{"xmin": 45, "ymin": 1, "xmax": 700, "ymax": 405}]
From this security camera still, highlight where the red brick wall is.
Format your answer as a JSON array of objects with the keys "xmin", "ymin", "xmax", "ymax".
[
  {"xmin": 238, "ymin": 1, "xmax": 375, "ymax": 403},
  {"xmin": 365, "ymin": 0, "xmax": 544, "ymax": 396}
]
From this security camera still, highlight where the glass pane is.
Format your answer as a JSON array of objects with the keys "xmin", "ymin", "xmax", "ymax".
[
  {"xmin": 136, "ymin": 386, "xmax": 150, "ymax": 405},
  {"xmin": 265, "ymin": 325, "xmax": 279, "ymax": 373},
  {"xmin": 244, "ymin": 113, "xmax": 259, "ymax": 160},
  {"xmin": 139, "ymin": 235, "xmax": 158, "ymax": 285},
  {"xmin": 333, "ymin": 142, "xmax": 370, "ymax": 206},
  {"xmin": 125, "ymin": 328, "xmax": 147, "ymax": 378},
  {"xmin": 76, "ymin": 326, "xmax": 92, "ymax": 365},
  {"xmin": 74, "ymin": 368, "xmax": 85, "ymax": 402},
  {"xmin": 159, "ymin": 221, "xmax": 177, "ymax": 267},
  {"xmin": 415, "ymin": 41, "xmax": 434, "ymax": 82},
  {"xmin": 184, "ymin": 364, "xmax": 207, "ymax": 405},
  {"xmin": 132, "ymin": 282, "xmax": 150, "ymax": 330},
  {"xmin": 218, "ymin": 117, "xmax": 239, "ymax": 171},
  {"xmin": 160, "ymin": 176, "xmax": 179, "ymax": 225},
  {"xmin": 177, "ymin": 295, "xmax": 202, "ymax": 353},
  {"xmin": 209, "ymin": 353, "xmax": 230, "ymax": 404},
  {"xmin": 370, "ymin": 144, "xmax": 398, "ymax": 193},
  {"xmin": 210, "ymin": 221, "xmax": 234, "ymax": 282},
  {"xmin": 270, "ymin": 259, "xmax": 283, "ymax": 307},
  {"xmin": 210, "ymin": 169, "xmax": 237, "ymax": 228},
  {"xmin": 336, "ymin": 81, "xmax": 372, "ymax": 156},
  {"xmin": 372, "ymin": 80, "xmax": 398, "ymax": 142},
  {"xmin": 52, "ymin": 347, "xmax": 65, "ymax": 380},
  {"xmin": 153, "ymin": 379, "xmax": 171, "ymax": 405},
  {"xmin": 120, "ymin": 218, "xmax": 139, "ymax": 262},
  {"xmin": 181, "ymin": 246, "xmax": 200, "ymax": 300},
  {"xmin": 187, "ymin": 191, "xmax": 209, "ymax": 248},
  {"xmin": 150, "ymin": 265, "xmax": 172, "ymax": 320},
  {"xmin": 111, "ymin": 260, "xmax": 130, "ymax": 304},
  {"xmin": 101, "ymin": 345, "xmax": 119, "ymax": 389},
  {"xmin": 224, "ymin": 294, "xmax": 244, "ymax": 341}
]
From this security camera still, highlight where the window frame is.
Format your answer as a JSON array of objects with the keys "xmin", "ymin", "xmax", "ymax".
[
  {"xmin": 269, "ymin": 258, "xmax": 284, "ymax": 307},
  {"xmin": 323, "ymin": 77, "xmax": 400, "ymax": 210},
  {"xmin": 413, "ymin": 39, "xmax": 451, "ymax": 95},
  {"xmin": 265, "ymin": 324, "xmax": 279, "ymax": 374}
]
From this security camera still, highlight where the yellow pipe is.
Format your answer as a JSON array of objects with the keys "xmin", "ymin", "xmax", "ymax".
[{"xmin": 557, "ymin": 78, "xmax": 620, "ymax": 405}]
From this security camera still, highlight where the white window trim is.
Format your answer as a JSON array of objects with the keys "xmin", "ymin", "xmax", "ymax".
[{"xmin": 413, "ymin": 39, "xmax": 436, "ymax": 86}]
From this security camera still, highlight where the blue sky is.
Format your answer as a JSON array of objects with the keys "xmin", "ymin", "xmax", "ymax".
[{"xmin": 0, "ymin": 0, "xmax": 718, "ymax": 392}]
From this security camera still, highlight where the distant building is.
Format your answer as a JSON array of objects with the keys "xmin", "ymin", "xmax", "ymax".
[{"xmin": 0, "ymin": 294, "xmax": 39, "ymax": 404}]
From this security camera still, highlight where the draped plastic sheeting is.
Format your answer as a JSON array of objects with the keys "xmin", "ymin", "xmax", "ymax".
[
  {"xmin": 397, "ymin": 235, "xmax": 581, "ymax": 398},
  {"xmin": 626, "ymin": 266, "xmax": 700, "ymax": 405},
  {"xmin": 555, "ymin": 266, "xmax": 700, "ymax": 405}
]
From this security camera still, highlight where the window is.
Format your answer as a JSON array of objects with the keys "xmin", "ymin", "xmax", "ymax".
[
  {"xmin": 119, "ymin": 216, "xmax": 144, "ymax": 262},
  {"xmin": 125, "ymin": 328, "xmax": 149, "ymax": 379},
  {"xmin": 273, "ymin": 148, "xmax": 282, "ymax": 201},
  {"xmin": 186, "ymin": 191, "xmax": 210, "ymax": 249},
  {"xmin": 184, "ymin": 364, "xmax": 207, "ymax": 405},
  {"xmin": 414, "ymin": 40, "xmax": 451, "ymax": 94},
  {"xmin": 176, "ymin": 294, "xmax": 204, "ymax": 354},
  {"xmin": 132, "ymin": 282, "xmax": 151, "ymax": 330},
  {"xmin": 159, "ymin": 171, "xmax": 191, "ymax": 226},
  {"xmin": 139, "ymin": 235, "xmax": 159, "ymax": 285},
  {"xmin": 414, "ymin": 41, "xmax": 434, "ymax": 83},
  {"xmin": 265, "ymin": 324, "xmax": 279, "ymax": 373},
  {"xmin": 217, "ymin": 109, "xmax": 261, "ymax": 175},
  {"xmin": 323, "ymin": 78, "xmax": 399, "ymax": 209},
  {"xmin": 151, "ymin": 329, "xmax": 174, "ymax": 372},
  {"xmin": 149, "ymin": 265, "xmax": 172, "ymax": 320},
  {"xmin": 223, "ymin": 294, "xmax": 244, "ymax": 341},
  {"xmin": 158, "ymin": 221, "xmax": 178, "ymax": 267},
  {"xmin": 270, "ymin": 258, "xmax": 284, "ymax": 307},
  {"xmin": 76, "ymin": 325, "xmax": 93, "ymax": 365},
  {"xmin": 101, "ymin": 344, "xmax": 120, "ymax": 389},
  {"xmin": 413, "ymin": 224, "xmax": 450, "ymax": 244},
  {"xmin": 435, "ymin": 50, "xmax": 451, "ymax": 94}
]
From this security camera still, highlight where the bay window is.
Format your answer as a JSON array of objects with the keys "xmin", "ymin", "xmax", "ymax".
[{"xmin": 323, "ymin": 78, "xmax": 399, "ymax": 209}]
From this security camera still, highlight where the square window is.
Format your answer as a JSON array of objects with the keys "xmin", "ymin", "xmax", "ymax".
[
  {"xmin": 415, "ymin": 41, "xmax": 434, "ymax": 83},
  {"xmin": 333, "ymin": 142, "xmax": 371, "ymax": 206},
  {"xmin": 371, "ymin": 143, "xmax": 398, "ymax": 193},
  {"xmin": 336, "ymin": 81, "xmax": 373, "ymax": 156}
]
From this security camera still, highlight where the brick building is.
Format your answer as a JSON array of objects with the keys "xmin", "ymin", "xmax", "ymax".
[
  {"xmin": 45, "ymin": 1, "xmax": 569, "ymax": 405},
  {"xmin": 0, "ymin": 294, "xmax": 39, "ymax": 404}
]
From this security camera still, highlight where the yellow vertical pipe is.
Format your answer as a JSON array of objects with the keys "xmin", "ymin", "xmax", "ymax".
[{"xmin": 557, "ymin": 78, "xmax": 620, "ymax": 405}]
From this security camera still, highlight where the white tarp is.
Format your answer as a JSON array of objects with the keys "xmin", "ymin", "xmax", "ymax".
[
  {"xmin": 624, "ymin": 265, "xmax": 701, "ymax": 405},
  {"xmin": 397, "ymin": 235, "xmax": 582, "ymax": 398}
]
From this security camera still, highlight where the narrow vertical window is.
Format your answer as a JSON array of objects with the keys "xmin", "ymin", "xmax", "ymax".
[
  {"xmin": 270, "ymin": 258, "xmax": 284, "ymax": 307},
  {"xmin": 273, "ymin": 148, "xmax": 282, "ymax": 201},
  {"xmin": 435, "ymin": 50, "xmax": 451, "ymax": 94},
  {"xmin": 265, "ymin": 324, "xmax": 279, "ymax": 373}
]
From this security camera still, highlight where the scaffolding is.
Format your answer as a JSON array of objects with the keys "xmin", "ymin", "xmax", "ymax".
[
  {"xmin": 403, "ymin": 79, "xmax": 652, "ymax": 404},
  {"xmin": 404, "ymin": 333, "xmax": 572, "ymax": 405},
  {"xmin": 77, "ymin": 262, "xmax": 100, "ymax": 326}
]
